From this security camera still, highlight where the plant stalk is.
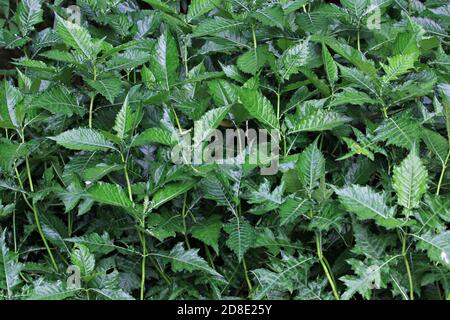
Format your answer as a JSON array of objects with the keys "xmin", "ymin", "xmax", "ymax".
[{"xmin": 315, "ymin": 233, "xmax": 340, "ymax": 300}]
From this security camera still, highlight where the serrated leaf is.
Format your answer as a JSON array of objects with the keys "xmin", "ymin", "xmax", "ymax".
[
  {"xmin": 191, "ymin": 215, "xmax": 222, "ymax": 254},
  {"xmin": 56, "ymin": 15, "xmax": 95, "ymax": 60},
  {"xmin": 31, "ymin": 86, "xmax": 83, "ymax": 116},
  {"xmin": 278, "ymin": 40, "xmax": 309, "ymax": 80},
  {"xmin": 87, "ymin": 78, "xmax": 122, "ymax": 104},
  {"xmin": 155, "ymin": 243, "xmax": 223, "ymax": 278},
  {"xmin": 113, "ymin": 95, "xmax": 134, "ymax": 139},
  {"xmin": 50, "ymin": 128, "xmax": 115, "ymax": 151},
  {"xmin": 238, "ymin": 88, "xmax": 279, "ymax": 130},
  {"xmin": 336, "ymin": 185, "xmax": 399, "ymax": 228},
  {"xmin": 223, "ymin": 217, "xmax": 256, "ymax": 261},
  {"xmin": 151, "ymin": 181, "xmax": 197, "ymax": 209},
  {"xmin": 393, "ymin": 152, "xmax": 428, "ymax": 210},
  {"xmin": 87, "ymin": 182, "xmax": 134, "ymax": 210},
  {"xmin": 187, "ymin": 0, "xmax": 219, "ymax": 22},
  {"xmin": 70, "ymin": 244, "xmax": 95, "ymax": 276},
  {"xmin": 150, "ymin": 31, "xmax": 179, "ymax": 90},
  {"xmin": 193, "ymin": 106, "xmax": 230, "ymax": 147},
  {"xmin": 297, "ymin": 141, "xmax": 325, "ymax": 191},
  {"xmin": 192, "ymin": 17, "xmax": 244, "ymax": 37},
  {"xmin": 0, "ymin": 230, "xmax": 23, "ymax": 296}
]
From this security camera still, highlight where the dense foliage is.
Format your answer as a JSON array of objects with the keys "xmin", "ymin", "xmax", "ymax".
[{"xmin": 0, "ymin": 0, "xmax": 449, "ymax": 300}]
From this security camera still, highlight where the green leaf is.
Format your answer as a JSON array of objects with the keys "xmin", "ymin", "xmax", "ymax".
[
  {"xmin": 416, "ymin": 231, "xmax": 450, "ymax": 267},
  {"xmin": 50, "ymin": 128, "xmax": 115, "ymax": 151},
  {"xmin": 17, "ymin": 0, "xmax": 43, "ymax": 36},
  {"xmin": 187, "ymin": 0, "xmax": 219, "ymax": 22},
  {"xmin": 151, "ymin": 181, "xmax": 197, "ymax": 209},
  {"xmin": 286, "ymin": 105, "xmax": 348, "ymax": 134},
  {"xmin": 0, "ymin": 230, "xmax": 23, "ymax": 296},
  {"xmin": 328, "ymin": 88, "xmax": 378, "ymax": 107},
  {"xmin": 87, "ymin": 78, "xmax": 122, "ymax": 104},
  {"xmin": 252, "ymin": 6, "xmax": 285, "ymax": 29},
  {"xmin": 0, "ymin": 80, "xmax": 22, "ymax": 128},
  {"xmin": 237, "ymin": 47, "xmax": 268, "ymax": 75},
  {"xmin": 238, "ymin": 88, "xmax": 279, "ymax": 130},
  {"xmin": 192, "ymin": 17, "xmax": 244, "ymax": 37},
  {"xmin": 223, "ymin": 217, "xmax": 256, "ymax": 262},
  {"xmin": 150, "ymin": 31, "xmax": 179, "ymax": 90},
  {"xmin": 193, "ymin": 106, "xmax": 230, "ymax": 147},
  {"xmin": 113, "ymin": 95, "xmax": 134, "ymax": 139},
  {"xmin": 421, "ymin": 128, "xmax": 449, "ymax": 165},
  {"xmin": 336, "ymin": 184, "xmax": 399, "ymax": 228},
  {"xmin": 374, "ymin": 111, "xmax": 422, "ymax": 149},
  {"xmin": 278, "ymin": 40, "xmax": 309, "ymax": 80},
  {"xmin": 70, "ymin": 244, "xmax": 95, "ymax": 276},
  {"xmin": 28, "ymin": 280, "xmax": 80, "ymax": 300},
  {"xmin": 131, "ymin": 128, "xmax": 176, "ymax": 147},
  {"xmin": 279, "ymin": 196, "xmax": 311, "ymax": 226},
  {"xmin": 56, "ymin": 15, "xmax": 95, "ymax": 60},
  {"xmin": 65, "ymin": 232, "xmax": 116, "ymax": 255},
  {"xmin": 156, "ymin": 243, "xmax": 223, "ymax": 278},
  {"xmin": 393, "ymin": 152, "xmax": 428, "ymax": 210},
  {"xmin": 322, "ymin": 43, "xmax": 338, "ymax": 85},
  {"xmin": 297, "ymin": 141, "xmax": 325, "ymax": 191},
  {"xmin": 207, "ymin": 79, "xmax": 239, "ymax": 106},
  {"xmin": 30, "ymin": 85, "xmax": 83, "ymax": 116},
  {"xmin": 381, "ymin": 54, "xmax": 417, "ymax": 83},
  {"xmin": 87, "ymin": 182, "xmax": 134, "ymax": 210},
  {"xmin": 191, "ymin": 215, "xmax": 222, "ymax": 254}
]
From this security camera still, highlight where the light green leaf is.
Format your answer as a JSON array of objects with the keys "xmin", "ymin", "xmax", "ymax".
[
  {"xmin": 297, "ymin": 141, "xmax": 325, "ymax": 191},
  {"xmin": 187, "ymin": 0, "xmax": 219, "ymax": 22},
  {"xmin": 278, "ymin": 40, "xmax": 309, "ymax": 80},
  {"xmin": 336, "ymin": 184, "xmax": 399, "ymax": 228},
  {"xmin": 192, "ymin": 17, "xmax": 244, "ymax": 37},
  {"xmin": 131, "ymin": 128, "xmax": 176, "ymax": 147},
  {"xmin": 393, "ymin": 152, "xmax": 428, "ymax": 210},
  {"xmin": 322, "ymin": 43, "xmax": 338, "ymax": 85},
  {"xmin": 151, "ymin": 181, "xmax": 197, "ymax": 209},
  {"xmin": 0, "ymin": 230, "xmax": 23, "ymax": 296},
  {"xmin": 223, "ymin": 217, "xmax": 256, "ymax": 261},
  {"xmin": 70, "ymin": 244, "xmax": 95, "ymax": 276},
  {"xmin": 31, "ymin": 86, "xmax": 83, "ymax": 116},
  {"xmin": 155, "ymin": 243, "xmax": 223, "ymax": 278},
  {"xmin": 87, "ymin": 78, "xmax": 122, "ymax": 104},
  {"xmin": 238, "ymin": 88, "xmax": 279, "ymax": 130},
  {"xmin": 150, "ymin": 31, "xmax": 179, "ymax": 90},
  {"xmin": 193, "ymin": 106, "xmax": 230, "ymax": 147},
  {"xmin": 50, "ymin": 128, "xmax": 115, "ymax": 151},
  {"xmin": 87, "ymin": 182, "xmax": 134, "ymax": 210},
  {"xmin": 113, "ymin": 95, "xmax": 134, "ymax": 139},
  {"xmin": 56, "ymin": 15, "xmax": 95, "ymax": 60}
]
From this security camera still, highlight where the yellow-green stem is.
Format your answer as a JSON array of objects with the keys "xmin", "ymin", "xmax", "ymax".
[
  {"xmin": 242, "ymin": 257, "xmax": 253, "ymax": 294},
  {"xmin": 315, "ymin": 233, "xmax": 340, "ymax": 300},
  {"xmin": 436, "ymin": 150, "xmax": 450, "ymax": 195},
  {"xmin": 402, "ymin": 234, "xmax": 414, "ymax": 300}
]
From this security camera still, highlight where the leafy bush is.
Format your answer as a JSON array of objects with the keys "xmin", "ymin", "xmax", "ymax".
[{"xmin": 0, "ymin": 0, "xmax": 449, "ymax": 300}]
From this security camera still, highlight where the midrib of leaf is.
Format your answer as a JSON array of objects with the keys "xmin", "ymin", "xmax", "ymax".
[{"xmin": 252, "ymin": 257, "xmax": 313, "ymax": 299}]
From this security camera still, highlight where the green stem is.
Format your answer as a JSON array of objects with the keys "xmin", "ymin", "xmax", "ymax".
[
  {"xmin": 402, "ymin": 234, "xmax": 414, "ymax": 300},
  {"xmin": 181, "ymin": 193, "xmax": 190, "ymax": 249},
  {"xmin": 242, "ymin": 257, "xmax": 253, "ymax": 295},
  {"xmin": 138, "ymin": 224, "xmax": 147, "ymax": 300},
  {"xmin": 120, "ymin": 153, "xmax": 133, "ymax": 202},
  {"xmin": 88, "ymin": 67, "xmax": 97, "ymax": 128},
  {"xmin": 251, "ymin": 24, "xmax": 257, "ymax": 49},
  {"xmin": 436, "ymin": 150, "xmax": 450, "ymax": 195},
  {"xmin": 17, "ymin": 132, "xmax": 58, "ymax": 271},
  {"xmin": 357, "ymin": 29, "xmax": 361, "ymax": 52},
  {"xmin": 315, "ymin": 233, "xmax": 340, "ymax": 300}
]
